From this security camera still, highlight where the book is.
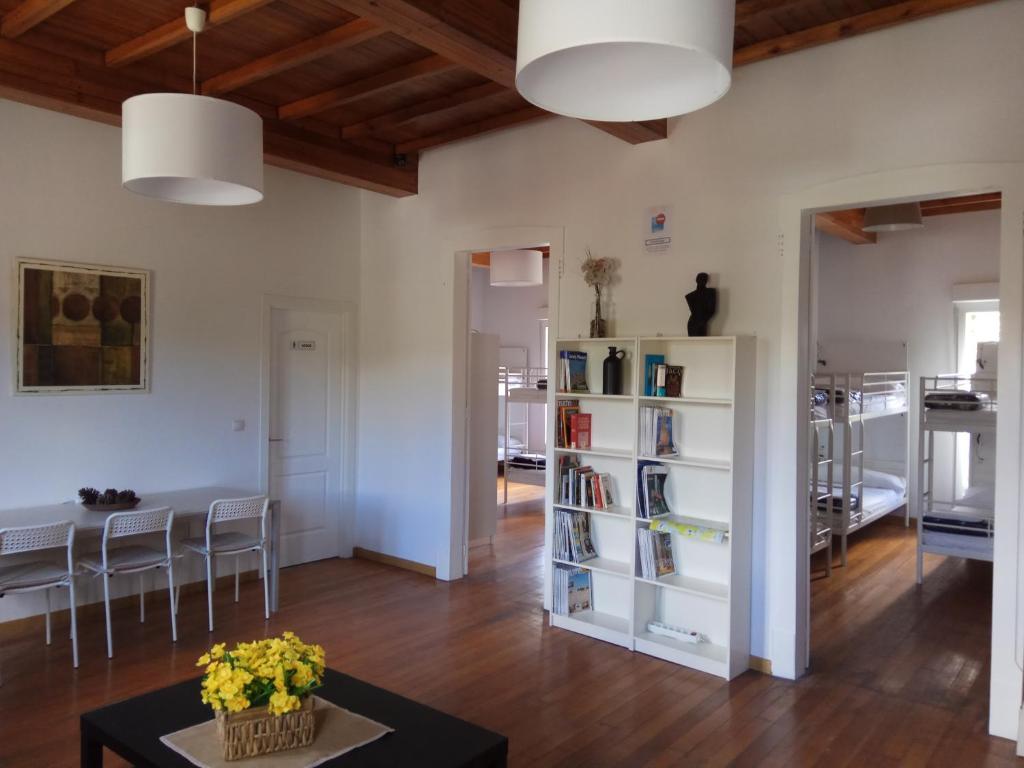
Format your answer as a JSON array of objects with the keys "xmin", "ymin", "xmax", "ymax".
[
  {"xmin": 639, "ymin": 406, "xmax": 677, "ymax": 457},
  {"xmin": 553, "ymin": 565, "xmax": 592, "ymax": 616},
  {"xmin": 643, "ymin": 354, "xmax": 665, "ymax": 397},
  {"xmin": 636, "ymin": 461, "xmax": 670, "ymax": 519},
  {"xmin": 637, "ymin": 529, "xmax": 676, "ymax": 580},
  {"xmin": 655, "ymin": 364, "xmax": 667, "ymax": 397},
  {"xmin": 556, "ymin": 399, "xmax": 579, "ymax": 448},
  {"xmin": 650, "ymin": 517, "xmax": 727, "ymax": 544},
  {"xmin": 664, "ymin": 365, "xmax": 684, "ymax": 398},
  {"xmin": 554, "ymin": 508, "xmax": 597, "ymax": 562},
  {"xmin": 560, "ymin": 350, "xmax": 589, "ymax": 393},
  {"xmin": 569, "ymin": 413, "xmax": 592, "ymax": 450}
]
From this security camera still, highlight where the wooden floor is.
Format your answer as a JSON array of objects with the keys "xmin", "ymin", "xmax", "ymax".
[{"xmin": 0, "ymin": 510, "xmax": 1016, "ymax": 767}]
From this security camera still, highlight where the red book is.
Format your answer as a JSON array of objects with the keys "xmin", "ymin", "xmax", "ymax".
[{"xmin": 570, "ymin": 413, "xmax": 592, "ymax": 450}]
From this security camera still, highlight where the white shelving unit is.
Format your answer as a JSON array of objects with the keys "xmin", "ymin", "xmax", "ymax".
[{"xmin": 548, "ymin": 335, "xmax": 755, "ymax": 680}]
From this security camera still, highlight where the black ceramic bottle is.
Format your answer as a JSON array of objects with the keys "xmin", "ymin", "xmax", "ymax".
[{"xmin": 602, "ymin": 346, "xmax": 626, "ymax": 395}]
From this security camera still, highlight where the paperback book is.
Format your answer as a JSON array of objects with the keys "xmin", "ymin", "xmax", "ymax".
[
  {"xmin": 553, "ymin": 565, "xmax": 592, "ymax": 616},
  {"xmin": 650, "ymin": 517, "xmax": 727, "ymax": 544},
  {"xmin": 556, "ymin": 399, "xmax": 580, "ymax": 448},
  {"xmin": 643, "ymin": 354, "xmax": 665, "ymax": 397},
  {"xmin": 559, "ymin": 350, "xmax": 589, "ymax": 393},
  {"xmin": 639, "ymin": 405, "xmax": 677, "ymax": 457},
  {"xmin": 554, "ymin": 508, "xmax": 598, "ymax": 563},
  {"xmin": 569, "ymin": 413, "xmax": 592, "ymax": 450},
  {"xmin": 636, "ymin": 461, "xmax": 671, "ymax": 519},
  {"xmin": 637, "ymin": 528, "xmax": 676, "ymax": 580}
]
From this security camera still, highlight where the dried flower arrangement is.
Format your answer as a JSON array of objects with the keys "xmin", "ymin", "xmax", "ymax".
[{"xmin": 581, "ymin": 249, "xmax": 619, "ymax": 338}]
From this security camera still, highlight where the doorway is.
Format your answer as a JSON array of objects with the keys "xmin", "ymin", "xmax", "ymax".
[
  {"xmin": 260, "ymin": 296, "xmax": 356, "ymax": 568},
  {"xmin": 464, "ymin": 248, "xmax": 550, "ymax": 572},
  {"xmin": 776, "ymin": 164, "xmax": 1024, "ymax": 738}
]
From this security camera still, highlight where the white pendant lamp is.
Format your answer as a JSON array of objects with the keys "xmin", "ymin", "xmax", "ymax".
[
  {"xmin": 515, "ymin": 0, "xmax": 736, "ymax": 122},
  {"xmin": 490, "ymin": 250, "xmax": 543, "ymax": 287},
  {"xmin": 862, "ymin": 203, "xmax": 924, "ymax": 232},
  {"xmin": 122, "ymin": 7, "xmax": 263, "ymax": 205}
]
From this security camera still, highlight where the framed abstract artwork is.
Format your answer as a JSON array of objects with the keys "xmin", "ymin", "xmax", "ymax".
[{"xmin": 16, "ymin": 259, "xmax": 150, "ymax": 394}]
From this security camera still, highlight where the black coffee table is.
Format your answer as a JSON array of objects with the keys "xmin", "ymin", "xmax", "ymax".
[{"xmin": 80, "ymin": 668, "xmax": 507, "ymax": 767}]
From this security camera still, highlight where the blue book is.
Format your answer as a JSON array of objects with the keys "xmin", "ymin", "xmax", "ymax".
[
  {"xmin": 643, "ymin": 354, "xmax": 665, "ymax": 396},
  {"xmin": 564, "ymin": 351, "xmax": 588, "ymax": 393}
]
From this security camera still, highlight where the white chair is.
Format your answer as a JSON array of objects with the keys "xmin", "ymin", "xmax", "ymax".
[
  {"xmin": 0, "ymin": 521, "xmax": 78, "ymax": 682},
  {"xmin": 182, "ymin": 496, "xmax": 269, "ymax": 632},
  {"xmin": 79, "ymin": 507, "xmax": 177, "ymax": 659}
]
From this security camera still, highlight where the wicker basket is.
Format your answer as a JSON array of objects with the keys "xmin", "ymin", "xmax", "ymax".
[{"xmin": 215, "ymin": 697, "xmax": 316, "ymax": 761}]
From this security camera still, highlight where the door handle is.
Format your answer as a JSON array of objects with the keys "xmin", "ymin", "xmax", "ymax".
[{"xmin": 269, "ymin": 438, "xmax": 285, "ymax": 442}]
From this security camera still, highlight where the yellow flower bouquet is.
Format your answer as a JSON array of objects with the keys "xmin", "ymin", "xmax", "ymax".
[{"xmin": 196, "ymin": 632, "xmax": 326, "ymax": 760}]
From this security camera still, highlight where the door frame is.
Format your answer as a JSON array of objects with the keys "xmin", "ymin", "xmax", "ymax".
[
  {"xmin": 442, "ymin": 225, "xmax": 565, "ymax": 583},
  {"xmin": 258, "ymin": 294, "xmax": 359, "ymax": 559},
  {"xmin": 775, "ymin": 163, "xmax": 1024, "ymax": 739}
]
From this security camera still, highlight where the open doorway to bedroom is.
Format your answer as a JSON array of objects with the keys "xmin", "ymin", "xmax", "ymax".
[
  {"xmin": 805, "ymin": 192, "xmax": 1002, "ymax": 725},
  {"xmin": 464, "ymin": 246, "xmax": 550, "ymax": 571}
]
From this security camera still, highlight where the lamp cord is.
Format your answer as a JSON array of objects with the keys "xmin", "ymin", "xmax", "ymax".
[{"xmin": 192, "ymin": 29, "xmax": 197, "ymax": 95}]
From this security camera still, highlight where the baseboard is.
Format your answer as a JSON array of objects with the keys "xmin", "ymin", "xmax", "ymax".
[
  {"xmin": 353, "ymin": 547, "xmax": 436, "ymax": 578},
  {"xmin": 0, "ymin": 570, "xmax": 261, "ymax": 635},
  {"xmin": 749, "ymin": 655, "xmax": 773, "ymax": 675}
]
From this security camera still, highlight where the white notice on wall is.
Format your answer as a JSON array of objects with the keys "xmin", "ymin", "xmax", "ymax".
[{"xmin": 644, "ymin": 205, "xmax": 673, "ymax": 254}]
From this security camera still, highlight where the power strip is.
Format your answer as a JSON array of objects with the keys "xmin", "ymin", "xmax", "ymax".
[{"xmin": 647, "ymin": 620, "xmax": 706, "ymax": 644}]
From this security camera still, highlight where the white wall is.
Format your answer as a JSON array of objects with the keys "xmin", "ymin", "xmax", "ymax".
[
  {"xmin": 471, "ymin": 260, "xmax": 549, "ymax": 451},
  {"xmin": 356, "ymin": 0, "xmax": 1024, "ymax": 670},
  {"xmin": 0, "ymin": 99, "xmax": 362, "ymax": 620},
  {"xmin": 816, "ymin": 210, "xmax": 1001, "ymax": 504}
]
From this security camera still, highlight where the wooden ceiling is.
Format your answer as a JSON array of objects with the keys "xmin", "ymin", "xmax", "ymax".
[
  {"xmin": 0, "ymin": 0, "xmax": 998, "ymax": 197},
  {"xmin": 817, "ymin": 193, "xmax": 1003, "ymax": 245}
]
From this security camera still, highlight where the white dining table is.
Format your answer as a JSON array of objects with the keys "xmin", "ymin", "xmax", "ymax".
[{"xmin": 0, "ymin": 486, "xmax": 281, "ymax": 612}]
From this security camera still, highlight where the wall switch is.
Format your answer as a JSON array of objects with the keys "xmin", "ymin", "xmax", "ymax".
[{"xmin": 232, "ymin": 419, "xmax": 245, "ymax": 432}]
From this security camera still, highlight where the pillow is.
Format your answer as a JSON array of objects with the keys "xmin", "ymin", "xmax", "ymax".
[{"xmin": 831, "ymin": 466, "xmax": 906, "ymax": 493}]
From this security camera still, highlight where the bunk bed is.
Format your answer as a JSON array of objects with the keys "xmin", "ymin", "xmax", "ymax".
[
  {"xmin": 499, "ymin": 365, "xmax": 548, "ymax": 504},
  {"xmin": 813, "ymin": 370, "xmax": 909, "ymax": 566},
  {"xmin": 809, "ymin": 386, "xmax": 834, "ymax": 576},
  {"xmin": 917, "ymin": 374, "xmax": 997, "ymax": 583}
]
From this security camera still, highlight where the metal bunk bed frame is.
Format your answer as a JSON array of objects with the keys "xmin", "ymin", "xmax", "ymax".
[
  {"xmin": 814, "ymin": 371, "xmax": 910, "ymax": 567},
  {"xmin": 917, "ymin": 374, "xmax": 997, "ymax": 584},
  {"xmin": 500, "ymin": 365, "xmax": 548, "ymax": 505}
]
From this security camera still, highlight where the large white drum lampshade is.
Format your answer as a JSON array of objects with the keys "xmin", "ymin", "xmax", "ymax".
[
  {"xmin": 122, "ymin": 93, "xmax": 264, "ymax": 206},
  {"xmin": 490, "ymin": 250, "xmax": 544, "ymax": 287},
  {"xmin": 862, "ymin": 203, "xmax": 924, "ymax": 232},
  {"xmin": 515, "ymin": 0, "xmax": 736, "ymax": 122}
]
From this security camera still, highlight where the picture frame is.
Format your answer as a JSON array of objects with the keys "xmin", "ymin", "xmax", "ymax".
[{"xmin": 15, "ymin": 258, "xmax": 150, "ymax": 394}]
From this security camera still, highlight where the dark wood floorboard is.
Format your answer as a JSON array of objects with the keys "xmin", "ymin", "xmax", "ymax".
[{"xmin": 0, "ymin": 508, "xmax": 1017, "ymax": 767}]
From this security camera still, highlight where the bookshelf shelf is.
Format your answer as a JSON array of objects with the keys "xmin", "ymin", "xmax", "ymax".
[
  {"xmin": 638, "ymin": 396, "xmax": 733, "ymax": 406},
  {"xmin": 554, "ymin": 446, "xmax": 633, "ymax": 460},
  {"xmin": 636, "ymin": 574, "xmax": 729, "ymax": 601},
  {"xmin": 637, "ymin": 455, "xmax": 731, "ymax": 471},
  {"xmin": 549, "ymin": 335, "xmax": 755, "ymax": 681},
  {"xmin": 558, "ymin": 392, "xmax": 634, "ymax": 401},
  {"xmin": 553, "ymin": 556, "xmax": 631, "ymax": 578},
  {"xmin": 553, "ymin": 503, "xmax": 632, "ymax": 520},
  {"xmin": 552, "ymin": 611, "xmax": 631, "ymax": 647}
]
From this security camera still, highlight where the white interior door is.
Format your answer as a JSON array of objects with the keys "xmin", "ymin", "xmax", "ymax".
[
  {"xmin": 468, "ymin": 332, "xmax": 500, "ymax": 549},
  {"xmin": 270, "ymin": 307, "xmax": 343, "ymax": 567}
]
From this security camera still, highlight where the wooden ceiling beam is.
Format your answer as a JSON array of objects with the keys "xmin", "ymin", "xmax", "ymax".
[
  {"xmin": 734, "ymin": 0, "xmax": 1000, "ymax": 68},
  {"xmin": 921, "ymin": 192, "xmax": 1002, "ymax": 216},
  {"xmin": 1, "ymin": 0, "xmax": 77, "ymax": 38},
  {"xmin": 202, "ymin": 18, "xmax": 383, "ymax": 96},
  {"xmin": 325, "ymin": 0, "xmax": 667, "ymax": 146},
  {"xmin": 395, "ymin": 105, "xmax": 552, "ymax": 154},
  {"xmin": 342, "ymin": 81, "xmax": 505, "ymax": 139},
  {"xmin": 105, "ymin": 0, "xmax": 275, "ymax": 68},
  {"xmin": 0, "ymin": 35, "xmax": 417, "ymax": 196},
  {"xmin": 279, "ymin": 54, "xmax": 456, "ymax": 121},
  {"xmin": 735, "ymin": 0, "xmax": 804, "ymax": 22},
  {"xmin": 582, "ymin": 118, "xmax": 668, "ymax": 145},
  {"xmin": 815, "ymin": 209, "xmax": 877, "ymax": 245},
  {"xmin": 325, "ymin": 0, "xmax": 516, "ymax": 87}
]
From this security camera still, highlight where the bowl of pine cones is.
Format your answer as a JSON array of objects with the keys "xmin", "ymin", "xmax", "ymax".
[{"xmin": 78, "ymin": 487, "xmax": 141, "ymax": 511}]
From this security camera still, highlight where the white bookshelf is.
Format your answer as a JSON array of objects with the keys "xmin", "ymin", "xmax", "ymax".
[{"xmin": 549, "ymin": 335, "xmax": 755, "ymax": 680}]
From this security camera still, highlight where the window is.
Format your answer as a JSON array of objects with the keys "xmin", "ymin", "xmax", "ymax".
[{"xmin": 958, "ymin": 308, "xmax": 999, "ymax": 375}]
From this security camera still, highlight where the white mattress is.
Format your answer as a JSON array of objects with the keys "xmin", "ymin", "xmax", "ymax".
[
  {"xmin": 921, "ymin": 530, "xmax": 994, "ymax": 559},
  {"xmin": 861, "ymin": 486, "xmax": 905, "ymax": 516},
  {"xmin": 922, "ymin": 407, "xmax": 997, "ymax": 433}
]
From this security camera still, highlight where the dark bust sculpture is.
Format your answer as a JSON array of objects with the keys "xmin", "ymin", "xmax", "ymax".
[{"xmin": 685, "ymin": 272, "xmax": 717, "ymax": 337}]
